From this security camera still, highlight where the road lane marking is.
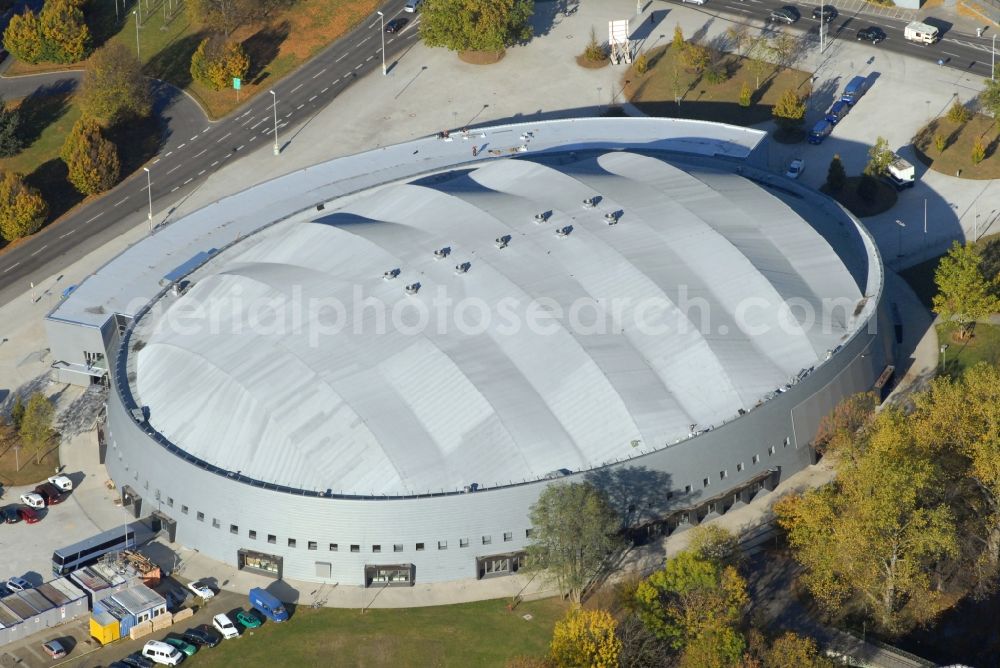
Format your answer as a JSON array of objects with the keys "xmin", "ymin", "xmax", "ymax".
[
  {"xmin": 85, "ymin": 213, "xmax": 103, "ymax": 223},
  {"xmin": 113, "ymin": 196, "xmax": 129, "ymax": 206},
  {"xmin": 366, "ymin": 55, "xmax": 374, "ymax": 62},
  {"xmin": 236, "ymin": 145, "xmax": 244, "ymax": 151},
  {"xmin": 336, "ymin": 53, "xmax": 347, "ymax": 62},
  {"xmin": 250, "ymin": 118, "xmax": 266, "ymax": 129},
  {"xmin": 184, "ymin": 178, "xmax": 193, "ymax": 185},
  {"xmin": 291, "ymin": 83, "xmax": 303, "ymax": 93},
  {"xmin": 171, "ymin": 186, "xmax": 179, "ymax": 192},
  {"xmin": 198, "ymin": 170, "xmax": 206, "ymax": 176},
  {"xmin": 285, "ymin": 112, "xmax": 293, "ymax": 118},
  {"xmin": 194, "ymin": 149, "xmax": 207, "ymax": 158},
  {"xmin": 30, "ymin": 244, "xmax": 47, "ymax": 257},
  {"xmin": 203, "ymin": 127, "xmax": 210, "ymax": 133},
  {"xmin": 297, "ymin": 103, "xmax": 304, "ymax": 109},
  {"xmin": 190, "ymin": 135, "xmax": 198, "ymax": 141},
  {"xmin": 216, "ymin": 132, "xmax": 232, "ymax": 143},
  {"xmin": 178, "ymin": 143, "xmax": 186, "ymax": 148},
  {"xmin": 250, "ymin": 135, "xmax": 257, "ymax": 141},
  {"xmin": 308, "ymin": 95, "xmax": 317, "ymax": 102},
  {"xmin": 357, "ymin": 36, "xmax": 370, "ymax": 47},
  {"xmin": 2, "ymin": 263, "xmax": 19, "ymax": 273},
  {"xmin": 354, "ymin": 63, "xmax": 363, "ymax": 70},
  {"xmin": 59, "ymin": 229, "xmax": 76, "ymax": 238},
  {"xmin": 332, "ymin": 78, "xmax": 340, "ymax": 85},
  {"xmin": 321, "ymin": 87, "xmax": 329, "ymax": 93},
  {"xmin": 942, "ymin": 50, "xmax": 961, "ymax": 58},
  {"xmin": 164, "ymin": 151, "xmax": 173, "ymax": 157},
  {"xmin": 313, "ymin": 67, "xmax": 327, "ymax": 78},
  {"xmin": 167, "ymin": 165, "xmax": 181, "ymax": 174},
  {"xmin": 211, "ymin": 161, "xmax": 219, "ymax": 167}
]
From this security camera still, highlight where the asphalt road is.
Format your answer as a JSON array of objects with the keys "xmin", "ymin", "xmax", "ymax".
[{"xmin": 0, "ymin": 1, "xmax": 418, "ymax": 306}]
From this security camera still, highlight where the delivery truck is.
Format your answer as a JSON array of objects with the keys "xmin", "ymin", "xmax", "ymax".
[{"xmin": 248, "ymin": 587, "xmax": 289, "ymax": 622}]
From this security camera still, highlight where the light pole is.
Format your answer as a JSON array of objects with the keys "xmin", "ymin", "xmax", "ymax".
[
  {"xmin": 993, "ymin": 34, "xmax": 996, "ymax": 81},
  {"xmin": 895, "ymin": 219, "xmax": 906, "ymax": 259},
  {"xmin": 819, "ymin": 3, "xmax": 825, "ymax": 54},
  {"xmin": 270, "ymin": 90, "xmax": 279, "ymax": 155},
  {"xmin": 133, "ymin": 10, "xmax": 140, "ymax": 59},
  {"xmin": 940, "ymin": 344, "xmax": 949, "ymax": 372},
  {"xmin": 377, "ymin": 11, "xmax": 386, "ymax": 76},
  {"xmin": 143, "ymin": 167, "xmax": 152, "ymax": 232}
]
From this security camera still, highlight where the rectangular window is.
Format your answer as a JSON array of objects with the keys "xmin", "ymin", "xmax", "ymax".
[
  {"xmin": 288, "ymin": 538, "xmax": 297, "ymax": 548},
  {"xmin": 308, "ymin": 541, "xmax": 317, "ymax": 551},
  {"xmin": 684, "ymin": 484, "xmax": 692, "ymax": 493},
  {"xmin": 703, "ymin": 477, "xmax": 710, "ymax": 488},
  {"xmin": 416, "ymin": 542, "xmax": 425, "ymax": 551},
  {"xmin": 737, "ymin": 463, "xmax": 744, "ymax": 472},
  {"xmin": 525, "ymin": 529, "xmax": 533, "ymax": 539},
  {"xmin": 394, "ymin": 544, "xmax": 403, "ymax": 552},
  {"xmin": 249, "ymin": 530, "xmax": 257, "ymax": 540},
  {"xmin": 166, "ymin": 498, "xmax": 173, "ymax": 508},
  {"xmin": 267, "ymin": 534, "xmax": 276, "ymax": 544},
  {"xmin": 503, "ymin": 532, "xmax": 513, "ymax": 542},
  {"xmin": 768, "ymin": 445, "xmax": 775, "ymax": 456},
  {"xmin": 752, "ymin": 454, "xmax": 760, "ymax": 464},
  {"xmin": 438, "ymin": 541, "xmax": 448, "ymax": 550},
  {"xmin": 460, "ymin": 538, "xmax": 469, "ymax": 548},
  {"xmin": 373, "ymin": 544, "xmax": 381, "ymax": 553},
  {"xmin": 329, "ymin": 543, "xmax": 338, "ymax": 551},
  {"xmin": 784, "ymin": 437, "xmax": 790, "ymax": 448},
  {"xmin": 181, "ymin": 505, "xmax": 189, "ymax": 515},
  {"xmin": 196, "ymin": 512, "xmax": 204, "ymax": 522},
  {"xmin": 720, "ymin": 470, "xmax": 727, "ymax": 480},
  {"xmin": 350, "ymin": 545, "xmax": 360, "ymax": 553},
  {"xmin": 212, "ymin": 518, "xmax": 220, "ymax": 529},
  {"xmin": 482, "ymin": 535, "xmax": 491, "ymax": 545},
  {"xmin": 230, "ymin": 524, "xmax": 238, "ymax": 535}
]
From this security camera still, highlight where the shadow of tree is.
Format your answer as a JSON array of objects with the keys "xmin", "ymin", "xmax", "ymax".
[
  {"xmin": 106, "ymin": 114, "xmax": 163, "ymax": 176},
  {"xmin": 143, "ymin": 29, "xmax": 205, "ymax": 88},
  {"xmin": 243, "ymin": 21, "xmax": 291, "ymax": 84},
  {"xmin": 17, "ymin": 79, "xmax": 76, "ymax": 149},
  {"xmin": 585, "ymin": 465, "xmax": 673, "ymax": 531},
  {"xmin": 25, "ymin": 158, "xmax": 82, "ymax": 222},
  {"xmin": 530, "ymin": 0, "xmax": 580, "ymax": 38}
]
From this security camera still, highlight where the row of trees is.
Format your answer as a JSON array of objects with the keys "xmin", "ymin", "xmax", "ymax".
[{"xmin": 3, "ymin": 0, "xmax": 89, "ymax": 65}]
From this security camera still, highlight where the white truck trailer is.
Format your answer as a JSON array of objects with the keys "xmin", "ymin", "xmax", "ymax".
[
  {"xmin": 885, "ymin": 155, "xmax": 916, "ymax": 190},
  {"xmin": 904, "ymin": 21, "xmax": 939, "ymax": 44}
]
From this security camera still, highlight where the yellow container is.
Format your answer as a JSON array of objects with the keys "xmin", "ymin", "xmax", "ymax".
[{"xmin": 89, "ymin": 615, "xmax": 120, "ymax": 645}]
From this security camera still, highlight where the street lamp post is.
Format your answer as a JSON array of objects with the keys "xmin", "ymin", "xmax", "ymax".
[
  {"xmin": 895, "ymin": 219, "xmax": 906, "ymax": 259},
  {"xmin": 133, "ymin": 10, "xmax": 140, "ymax": 59},
  {"xmin": 143, "ymin": 167, "xmax": 152, "ymax": 232},
  {"xmin": 819, "ymin": 4, "xmax": 825, "ymax": 54},
  {"xmin": 377, "ymin": 11, "xmax": 386, "ymax": 76},
  {"xmin": 940, "ymin": 344, "xmax": 949, "ymax": 372},
  {"xmin": 993, "ymin": 34, "xmax": 996, "ymax": 81},
  {"xmin": 270, "ymin": 90, "xmax": 279, "ymax": 155}
]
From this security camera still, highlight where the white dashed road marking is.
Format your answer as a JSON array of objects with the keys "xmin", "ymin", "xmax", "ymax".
[
  {"xmin": 216, "ymin": 132, "xmax": 232, "ymax": 143},
  {"xmin": 113, "ymin": 197, "xmax": 129, "ymax": 207},
  {"xmin": 291, "ymin": 83, "xmax": 304, "ymax": 93},
  {"xmin": 86, "ymin": 213, "xmax": 103, "ymax": 223},
  {"xmin": 167, "ymin": 165, "xmax": 181, "ymax": 174}
]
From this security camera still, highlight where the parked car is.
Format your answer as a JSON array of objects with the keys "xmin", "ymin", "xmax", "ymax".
[
  {"xmin": 212, "ymin": 613, "xmax": 239, "ymax": 639},
  {"xmin": 19, "ymin": 492, "xmax": 44, "ymax": 509},
  {"xmin": 808, "ymin": 119, "xmax": 834, "ymax": 144},
  {"xmin": 768, "ymin": 6, "xmax": 799, "ymax": 24},
  {"xmin": 811, "ymin": 5, "xmax": 837, "ymax": 22},
  {"xmin": 182, "ymin": 626, "xmax": 220, "ymax": 648},
  {"xmin": 121, "ymin": 654, "xmax": 155, "ymax": 668},
  {"xmin": 384, "ymin": 17, "xmax": 408, "ymax": 33},
  {"xmin": 825, "ymin": 99, "xmax": 850, "ymax": 125},
  {"xmin": 235, "ymin": 609, "xmax": 262, "ymax": 629},
  {"xmin": 18, "ymin": 506, "xmax": 39, "ymax": 524},
  {"xmin": 1, "ymin": 505, "xmax": 19, "ymax": 523},
  {"xmin": 42, "ymin": 639, "xmax": 67, "ymax": 659},
  {"xmin": 403, "ymin": 0, "xmax": 422, "ymax": 11},
  {"xmin": 856, "ymin": 26, "xmax": 886, "ymax": 44},
  {"xmin": 6, "ymin": 576, "xmax": 31, "ymax": 592},
  {"xmin": 681, "ymin": 0, "xmax": 707, "ymax": 5},
  {"xmin": 785, "ymin": 159, "xmax": 805, "ymax": 179},
  {"xmin": 185, "ymin": 581, "xmax": 215, "ymax": 600},
  {"xmin": 34, "ymin": 483, "xmax": 66, "ymax": 506},
  {"xmin": 141, "ymin": 640, "xmax": 184, "ymax": 666},
  {"xmin": 47, "ymin": 475, "xmax": 73, "ymax": 492},
  {"xmin": 163, "ymin": 636, "xmax": 197, "ymax": 657}
]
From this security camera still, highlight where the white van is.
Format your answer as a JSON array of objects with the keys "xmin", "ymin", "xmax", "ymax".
[
  {"xmin": 19, "ymin": 492, "xmax": 45, "ymax": 509},
  {"xmin": 404, "ymin": 0, "xmax": 422, "ymax": 12},
  {"xmin": 904, "ymin": 21, "xmax": 939, "ymax": 44},
  {"xmin": 141, "ymin": 640, "xmax": 184, "ymax": 666},
  {"xmin": 47, "ymin": 475, "xmax": 73, "ymax": 492},
  {"xmin": 213, "ymin": 613, "xmax": 239, "ymax": 639}
]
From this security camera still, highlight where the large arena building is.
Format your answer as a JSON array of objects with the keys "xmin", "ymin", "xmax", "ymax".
[{"xmin": 46, "ymin": 118, "xmax": 893, "ymax": 588}]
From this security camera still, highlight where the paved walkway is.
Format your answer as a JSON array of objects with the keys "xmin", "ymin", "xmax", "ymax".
[{"xmin": 0, "ymin": 0, "xmax": 987, "ymax": 608}]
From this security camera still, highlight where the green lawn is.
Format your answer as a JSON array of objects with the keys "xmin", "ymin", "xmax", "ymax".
[
  {"xmin": 187, "ymin": 597, "xmax": 565, "ymax": 667},
  {"xmin": 937, "ymin": 322, "xmax": 1000, "ymax": 376},
  {"xmin": 1, "ymin": 93, "xmax": 81, "ymax": 177}
]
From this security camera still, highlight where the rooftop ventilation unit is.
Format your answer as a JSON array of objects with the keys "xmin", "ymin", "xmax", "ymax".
[
  {"xmin": 404, "ymin": 282, "xmax": 421, "ymax": 295},
  {"xmin": 533, "ymin": 211, "xmax": 551, "ymax": 224},
  {"xmin": 383, "ymin": 268, "xmax": 401, "ymax": 280},
  {"xmin": 555, "ymin": 225, "xmax": 573, "ymax": 238},
  {"xmin": 495, "ymin": 235, "xmax": 511, "ymax": 249},
  {"xmin": 454, "ymin": 262, "xmax": 471, "ymax": 274},
  {"xmin": 433, "ymin": 247, "xmax": 451, "ymax": 260},
  {"xmin": 582, "ymin": 196, "xmax": 601, "ymax": 208},
  {"xmin": 604, "ymin": 210, "xmax": 622, "ymax": 225}
]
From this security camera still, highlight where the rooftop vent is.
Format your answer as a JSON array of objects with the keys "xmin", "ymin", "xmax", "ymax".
[
  {"xmin": 604, "ymin": 210, "xmax": 623, "ymax": 225},
  {"xmin": 433, "ymin": 246, "xmax": 451, "ymax": 260},
  {"xmin": 533, "ymin": 211, "xmax": 551, "ymax": 224},
  {"xmin": 404, "ymin": 282, "xmax": 421, "ymax": 295},
  {"xmin": 495, "ymin": 235, "xmax": 511, "ymax": 249},
  {"xmin": 555, "ymin": 225, "xmax": 573, "ymax": 238},
  {"xmin": 383, "ymin": 268, "xmax": 401, "ymax": 280},
  {"xmin": 582, "ymin": 196, "xmax": 601, "ymax": 208},
  {"xmin": 454, "ymin": 262, "xmax": 471, "ymax": 274}
]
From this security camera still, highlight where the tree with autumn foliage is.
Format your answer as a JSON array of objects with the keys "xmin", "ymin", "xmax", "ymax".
[
  {"xmin": 61, "ymin": 117, "xmax": 120, "ymax": 195},
  {"xmin": 80, "ymin": 42, "xmax": 153, "ymax": 126},
  {"xmin": 772, "ymin": 88, "xmax": 806, "ymax": 132},
  {"xmin": 548, "ymin": 607, "xmax": 621, "ymax": 668},
  {"xmin": 0, "ymin": 171, "xmax": 47, "ymax": 241},
  {"xmin": 932, "ymin": 241, "xmax": 1000, "ymax": 341},
  {"xmin": 190, "ymin": 36, "xmax": 250, "ymax": 91},
  {"xmin": 39, "ymin": 0, "xmax": 90, "ymax": 63},
  {"xmin": 3, "ymin": 10, "xmax": 43, "ymax": 63}
]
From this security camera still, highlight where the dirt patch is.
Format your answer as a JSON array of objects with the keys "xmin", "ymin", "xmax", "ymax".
[
  {"xmin": 458, "ymin": 50, "xmax": 506, "ymax": 65},
  {"xmin": 914, "ymin": 114, "xmax": 1000, "ymax": 180},
  {"xmin": 575, "ymin": 53, "xmax": 609, "ymax": 69}
]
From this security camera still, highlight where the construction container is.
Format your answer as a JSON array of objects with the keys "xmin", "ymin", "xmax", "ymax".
[{"xmin": 90, "ymin": 610, "xmax": 120, "ymax": 645}]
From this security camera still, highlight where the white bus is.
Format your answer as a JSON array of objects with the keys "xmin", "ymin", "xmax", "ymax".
[{"xmin": 52, "ymin": 526, "xmax": 136, "ymax": 576}]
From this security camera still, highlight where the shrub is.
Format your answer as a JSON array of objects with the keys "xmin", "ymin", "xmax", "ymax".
[
  {"xmin": 972, "ymin": 138, "xmax": 986, "ymax": 164},
  {"xmin": 933, "ymin": 133, "xmax": 946, "ymax": 153},
  {"xmin": 191, "ymin": 36, "xmax": 251, "ymax": 91},
  {"xmin": 826, "ymin": 154, "xmax": 846, "ymax": 194},
  {"xmin": 583, "ymin": 27, "xmax": 606, "ymax": 63},
  {"xmin": 738, "ymin": 81, "xmax": 752, "ymax": 108},
  {"xmin": 947, "ymin": 99, "xmax": 971, "ymax": 124},
  {"xmin": 704, "ymin": 63, "xmax": 728, "ymax": 84},
  {"xmin": 634, "ymin": 52, "xmax": 648, "ymax": 75},
  {"xmin": 772, "ymin": 88, "xmax": 806, "ymax": 132}
]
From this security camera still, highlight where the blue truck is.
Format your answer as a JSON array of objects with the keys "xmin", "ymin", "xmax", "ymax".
[
  {"xmin": 248, "ymin": 588, "xmax": 289, "ymax": 622},
  {"xmin": 808, "ymin": 120, "xmax": 833, "ymax": 144},
  {"xmin": 840, "ymin": 76, "xmax": 870, "ymax": 105}
]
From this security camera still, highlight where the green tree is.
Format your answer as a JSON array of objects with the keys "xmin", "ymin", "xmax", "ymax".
[
  {"xmin": 772, "ymin": 88, "xmax": 806, "ymax": 132},
  {"xmin": 681, "ymin": 43, "xmax": 710, "ymax": 73},
  {"xmin": 932, "ymin": 241, "xmax": 1000, "ymax": 340},
  {"xmin": 2, "ymin": 10, "xmax": 43, "ymax": 64},
  {"xmin": 190, "ymin": 36, "xmax": 251, "ymax": 90},
  {"xmin": 745, "ymin": 37, "xmax": 772, "ymax": 90},
  {"xmin": 864, "ymin": 136, "xmax": 893, "ymax": 177},
  {"xmin": 776, "ymin": 410, "xmax": 958, "ymax": 634},
  {"xmin": 933, "ymin": 133, "xmax": 946, "ymax": 153},
  {"xmin": 10, "ymin": 395, "xmax": 25, "ymax": 431},
  {"xmin": 187, "ymin": 0, "xmax": 252, "ymax": 36},
  {"xmin": 0, "ymin": 171, "xmax": 47, "ymax": 241},
  {"xmin": 39, "ymin": 0, "xmax": 89, "ymax": 63},
  {"xmin": 420, "ymin": 0, "xmax": 534, "ymax": 53},
  {"xmin": 549, "ymin": 607, "xmax": 621, "ymax": 668},
  {"xmin": 762, "ymin": 632, "xmax": 832, "ymax": 668},
  {"xmin": 526, "ymin": 482, "xmax": 621, "ymax": 603},
  {"xmin": 687, "ymin": 525, "xmax": 739, "ymax": 567},
  {"xmin": 583, "ymin": 27, "xmax": 606, "ymax": 63},
  {"xmin": 633, "ymin": 550, "xmax": 747, "ymax": 656},
  {"xmin": 19, "ymin": 392, "xmax": 54, "ymax": 459},
  {"xmin": 981, "ymin": 78, "xmax": 1000, "ymax": 126},
  {"xmin": 0, "ymin": 96, "xmax": 22, "ymax": 158},
  {"xmin": 972, "ymin": 137, "xmax": 986, "ymax": 164},
  {"xmin": 672, "ymin": 24, "xmax": 685, "ymax": 52},
  {"xmin": 946, "ymin": 99, "xmax": 971, "ymax": 124},
  {"xmin": 60, "ymin": 117, "xmax": 120, "ymax": 195},
  {"xmin": 824, "ymin": 154, "xmax": 846, "ymax": 194},
  {"xmin": 79, "ymin": 42, "xmax": 152, "ymax": 126}
]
